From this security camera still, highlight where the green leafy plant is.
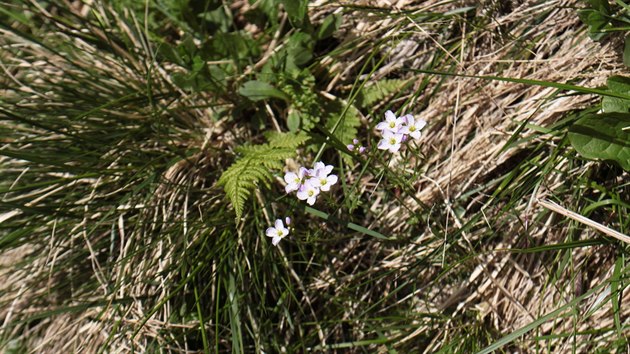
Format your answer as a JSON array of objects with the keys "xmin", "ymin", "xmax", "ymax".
[
  {"xmin": 218, "ymin": 132, "xmax": 308, "ymax": 218},
  {"xmin": 568, "ymin": 76, "xmax": 630, "ymax": 171},
  {"xmin": 568, "ymin": 113, "xmax": 630, "ymax": 170}
]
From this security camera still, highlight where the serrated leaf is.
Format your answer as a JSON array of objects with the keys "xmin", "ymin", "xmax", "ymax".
[
  {"xmin": 219, "ymin": 139, "xmax": 303, "ymax": 219},
  {"xmin": 356, "ymin": 79, "xmax": 409, "ymax": 109},
  {"xmin": 568, "ymin": 112, "xmax": 630, "ymax": 171},
  {"xmin": 239, "ymin": 80, "xmax": 290, "ymax": 101},
  {"xmin": 324, "ymin": 99, "xmax": 361, "ymax": 145},
  {"xmin": 265, "ymin": 131, "xmax": 309, "ymax": 148}
]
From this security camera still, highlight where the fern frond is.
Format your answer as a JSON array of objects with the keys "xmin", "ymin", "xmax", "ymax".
[
  {"xmin": 219, "ymin": 136, "xmax": 307, "ymax": 219},
  {"xmin": 326, "ymin": 104, "xmax": 361, "ymax": 145},
  {"xmin": 265, "ymin": 131, "xmax": 309, "ymax": 148},
  {"xmin": 356, "ymin": 79, "xmax": 410, "ymax": 109}
]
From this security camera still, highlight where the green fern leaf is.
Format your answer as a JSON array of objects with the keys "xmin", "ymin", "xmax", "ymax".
[
  {"xmin": 324, "ymin": 100, "xmax": 362, "ymax": 145},
  {"xmin": 218, "ymin": 135, "xmax": 308, "ymax": 219},
  {"xmin": 356, "ymin": 79, "xmax": 409, "ymax": 109},
  {"xmin": 265, "ymin": 131, "xmax": 309, "ymax": 148}
]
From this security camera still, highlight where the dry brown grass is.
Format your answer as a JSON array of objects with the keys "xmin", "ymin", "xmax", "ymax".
[{"xmin": 1, "ymin": 0, "xmax": 628, "ymax": 352}]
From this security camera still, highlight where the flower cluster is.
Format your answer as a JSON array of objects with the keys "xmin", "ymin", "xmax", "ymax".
[
  {"xmin": 376, "ymin": 110, "xmax": 427, "ymax": 153},
  {"xmin": 284, "ymin": 162, "xmax": 338, "ymax": 205},
  {"xmin": 347, "ymin": 138, "xmax": 366, "ymax": 154},
  {"xmin": 266, "ymin": 217, "xmax": 291, "ymax": 246}
]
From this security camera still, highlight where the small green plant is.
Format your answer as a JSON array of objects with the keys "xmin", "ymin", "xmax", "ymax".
[
  {"xmin": 568, "ymin": 76, "xmax": 630, "ymax": 171},
  {"xmin": 218, "ymin": 132, "xmax": 308, "ymax": 219}
]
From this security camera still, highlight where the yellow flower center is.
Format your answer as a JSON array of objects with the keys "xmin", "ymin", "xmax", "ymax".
[
  {"xmin": 389, "ymin": 138, "xmax": 396, "ymax": 145},
  {"xmin": 308, "ymin": 190, "xmax": 314, "ymax": 197},
  {"xmin": 389, "ymin": 121, "xmax": 396, "ymax": 128},
  {"xmin": 320, "ymin": 178, "xmax": 327, "ymax": 185},
  {"xmin": 409, "ymin": 126, "xmax": 416, "ymax": 132}
]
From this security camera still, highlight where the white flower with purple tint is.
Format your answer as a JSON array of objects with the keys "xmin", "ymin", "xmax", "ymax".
[
  {"xmin": 399, "ymin": 114, "xmax": 427, "ymax": 140},
  {"xmin": 283, "ymin": 167, "xmax": 310, "ymax": 193},
  {"xmin": 347, "ymin": 138, "xmax": 366, "ymax": 154},
  {"xmin": 309, "ymin": 163, "xmax": 338, "ymax": 192},
  {"xmin": 266, "ymin": 218, "xmax": 289, "ymax": 246},
  {"xmin": 377, "ymin": 130, "xmax": 404, "ymax": 153},
  {"xmin": 376, "ymin": 110, "xmax": 405, "ymax": 132},
  {"xmin": 310, "ymin": 161, "xmax": 333, "ymax": 177},
  {"xmin": 296, "ymin": 180, "xmax": 320, "ymax": 205}
]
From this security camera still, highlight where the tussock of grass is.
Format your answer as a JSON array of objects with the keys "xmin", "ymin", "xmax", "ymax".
[{"xmin": 0, "ymin": 0, "xmax": 629, "ymax": 353}]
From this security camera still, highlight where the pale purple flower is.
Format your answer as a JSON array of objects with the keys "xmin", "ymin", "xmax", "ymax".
[
  {"xmin": 377, "ymin": 130, "xmax": 404, "ymax": 153},
  {"xmin": 347, "ymin": 138, "xmax": 366, "ymax": 154},
  {"xmin": 375, "ymin": 110, "xmax": 405, "ymax": 132},
  {"xmin": 285, "ymin": 216, "xmax": 291, "ymax": 225},
  {"xmin": 283, "ymin": 167, "xmax": 309, "ymax": 193},
  {"xmin": 296, "ymin": 180, "xmax": 320, "ymax": 205},
  {"xmin": 309, "ymin": 165, "xmax": 338, "ymax": 192},
  {"xmin": 266, "ymin": 218, "xmax": 289, "ymax": 246},
  {"xmin": 399, "ymin": 114, "xmax": 427, "ymax": 140},
  {"xmin": 310, "ymin": 161, "xmax": 333, "ymax": 176}
]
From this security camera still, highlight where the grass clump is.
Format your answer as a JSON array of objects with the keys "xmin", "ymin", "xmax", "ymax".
[{"xmin": 0, "ymin": 0, "xmax": 629, "ymax": 353}]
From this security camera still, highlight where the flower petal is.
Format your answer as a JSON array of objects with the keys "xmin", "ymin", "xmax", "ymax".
[
  {"xmin": 324, "ymin": 165, "xmax": 333, "ymax": 175},
  {"xmin": 307, "ymin": 196, "xmax": 317, "ymax": 205},
  {"xmin": 272, "ymin": 236, "xmax": 281, "ymax": 246},
  {"xmin": 285, "ymin": 216, "xmax": 291, "ymax": 225},
  {"xmin": 313, "ymin": 162, "xmax": 325, "ymax": 172},
  {"xmin": 275, "ymin": 219, "xmax": 284, "ymax": 230},
  {"xmin": 409, "ymin": 130, "xmax": 422, "ymax": 140},
  {"xmin": 284, "ymin": 172, "xmax": 297, "ymax": 184},
  {"xmin": 415, "ymin": 119, "xmax": 427, "ymax": 130},
  {"xmin": 389, "ymin": 143, "xmax": 401, "ymax": 153},
  {"xmin": 375, "ymin": 122, "xmax": 389, "ymax": 131},
  {"xmin": 327, "ymin": 174, "xmax": 338, "ymax": 186},
  {"xmin": 285, "ymin": 183, "xmax": 298, "ymax": 193},
  {"xmin": 377, "ymin": 138, "xmax": 389, "ymax": 150},
  {"xmin": 296, "ymin": 188, "xmax": 308, "ymax": 200},
  {"xmin": 385, "ymin": 110, "xmax": 396, "ymax": 121},
  {"xmin": 266, "ymin": 227, "xmax": 276, "ymax": 237}
]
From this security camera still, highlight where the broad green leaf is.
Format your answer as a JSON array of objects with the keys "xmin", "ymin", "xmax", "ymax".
[
  {"xmin": 281, "ymin": 0, "xmax": 309, "ymax": 28},
  {"xmin": 239, "ymin": 80, "xmax": 290, "ymax": 101},
  {"xmin": 568, "ymin": 112, "xmax": 630, "ymax": 171},
  {"xmin": 316, "ymin": 13, "xmax": 342, "ymax": 40},
  {"xmin": 286, "ymin": 31, "xmax": 314, "ymax": 70},
  {"xmin": 577, "ymin": 10, "xmax": 609, "ymax": 41},
  {"xmin": 287, "ymin": 110, "xmax": 301, "ymax": 132},
  {"xmin": 588, "ymin": 0, "xmax": 611, "ymax": 14},
  {"xmin": 602, "ymin": 76, "xmax": 630, "ymax": 113},
  {"xmin": 624, "ymin": 35, "xmax": 630, "ymax": 68}
]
